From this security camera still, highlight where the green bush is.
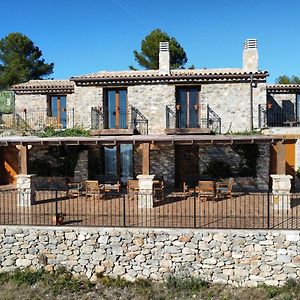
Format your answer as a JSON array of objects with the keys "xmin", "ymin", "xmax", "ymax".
[
  {"xmin": 165, "ymin": 275, "xmax": 208, "ymax": 292},
  {"xmin": 38, "ymin": 126, "xmax": 90, "ymax": 137}
]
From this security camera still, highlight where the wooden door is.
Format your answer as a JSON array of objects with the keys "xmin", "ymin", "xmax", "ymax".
[
  {"xmin": 175, "ymin": 145, "xmax": 199, "ymax": 186},
  {"xmin": 0, "ymin": 146, "xmax": 18, "ymax": 185},
  {"xmin": 270, "ymin": 141, "xmax": 296, "ymax": 189},
  {"xmin": 286, "ymin": 142, "xmax": 296, "ymax": 188}
]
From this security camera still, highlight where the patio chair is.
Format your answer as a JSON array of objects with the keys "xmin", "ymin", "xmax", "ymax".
[
  {"xmin": 85, "ymin": 180, "xmax": 104, "ymax": 199},
  {"xmin": 216, "ymin": 178, "xmax": 234, "ymax": 200},
  {"xmin": 153, "ymin": 179, "xmax": 164, "ymax": 201},
  {"xmin": 96, "ymin": 175, "xmax": 121, "ymax": 194},
  {"xmin": 196, "ymin": 180, "xmax": 215, "ymax": 201},
  {"xmin": 127, "ymin": 179, "xmax": 139, "ymax": 200},
  {"xmin": 67, "ymin": 181, "xmax": 83, "ymax": 197}
]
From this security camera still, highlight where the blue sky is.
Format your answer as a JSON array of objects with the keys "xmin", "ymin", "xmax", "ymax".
[{"xmin": 1, "ymin": 0, "xmax": 299, "ymax": 83}]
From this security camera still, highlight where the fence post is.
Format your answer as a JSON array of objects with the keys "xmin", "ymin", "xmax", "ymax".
[
  {"xmin": 123, "ymin": 194, "xmax": 126, "ymax": 227},
  {"xmin": 55, "ymin": 190, "xmax": 58, "ymax": 226},
  {"xmin": 193, "ymin": 192, "xmax": 197, "ymax": 228}
]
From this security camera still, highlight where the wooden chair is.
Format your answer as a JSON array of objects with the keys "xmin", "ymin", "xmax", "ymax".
[
  {"xmin": 96, "ymin": 175, "xmax": 121, "ymax": 194},
  {"xmin": 127, "ymin": 179, "xmax": 139, "ymax": 200},
  {"xmin": 153, "ymin": 179, "xmax": 164, "ymax": 201},
  {"xmin": 196, "ymin": 180, "xmax": 215, "ymax": 201},
  {"xmin": 67, "ymin": 181, "xmax": 83, "ymax": 197},
  {"xmin": 216, "ymin": 178, "xmax": 234, "ymax": 200},
  {"xmin": 85, "ymin": 180, "xmax": 104, "ymax": 199}
]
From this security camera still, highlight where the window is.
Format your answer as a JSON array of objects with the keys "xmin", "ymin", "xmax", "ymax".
[
  {"xmin": 104, "ymin": 89, "xmax": 127, "ymax": 129},
  {"xmin": 297, "ymin": 94, "xmax": 300, "ymax": 123},
  {"xmin": 176, "ymin": 87, "xmax": 200, "ymax": 128},
  {"xmin": 103, "ymin": 144, "xmax": 133, "ymax": 183},
  {"xmin": 47, "ymin": 95, "xmax": 67, "ymax": 128}
]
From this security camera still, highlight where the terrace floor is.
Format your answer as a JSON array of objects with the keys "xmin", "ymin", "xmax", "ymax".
[{"xmin": 1, "ymin": 190, "xmax": 300, "ymax": 229}]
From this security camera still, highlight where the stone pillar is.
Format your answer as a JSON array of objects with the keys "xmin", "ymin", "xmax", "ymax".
[
  {"xmin": 270, "ymin": 174, "xmax": 293, "ymax": 210},
  {"xmin": 137, "ymin": 174, "xmax": 155, "ymax": 208},
  {"xmin": 74, "ymin": 149, "xmax": 88, "ymax": 182},
  {"xmin": 15, "ymin": 174, "xmax": 36, "ymax": 206}
]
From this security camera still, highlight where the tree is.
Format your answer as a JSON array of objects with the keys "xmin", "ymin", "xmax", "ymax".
[
  {"xmin": 0, "ymin": 33, "xmax": 54, "ymax": 89},
  {"xmin": 275, "ymin": 74, "xmax": 300, "ymax": 84},
  {"xmin": 130, "ymin": 29, "xmax": 188, "ymax": 70}
]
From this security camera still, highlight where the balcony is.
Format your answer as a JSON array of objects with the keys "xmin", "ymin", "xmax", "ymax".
[
  {"xmin": 165, "ymin": 105, "xmax": 221, "ymax": 134},
  {"xmin": 259, "ymin": 104, "xmax": 300, "ymax": 128},
  {"xmin": 91, "ymin": 106, "xmax": 148, "ymax": 135},
  {"xmin": 0, "ymin": 108, "xmax": 75, "ymax": 132}
]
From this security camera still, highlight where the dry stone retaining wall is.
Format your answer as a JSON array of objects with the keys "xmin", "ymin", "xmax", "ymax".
[{"xmin": 0, "ymin": 226, "xmax": 300, "ymax": 287}]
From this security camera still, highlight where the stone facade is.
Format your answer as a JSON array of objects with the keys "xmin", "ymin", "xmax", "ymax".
[
  {"xmin": 200, "ymin": 82, "xmax": 266, "ymax": 133},
  {"xmin": 14, "ymin": 93, "xmax": 47, "ymax": 112},
  {"xmin": 198, "ymin": 144, "xmax": 269, "ymax": 191},
  {"xmin": 74, "ymin": 149, "xmax": 88, "ymax": 183},
  {"xmin": 1, "ymin": 226, "xmax": 300, "ymax": 287},
  {"xmin": 12, "ymin": 80, "xmax": 267, "ymax": 133},
  {"xmin": 128, "ymin": 84, "xmax": 175, "ymax": 134},
  {"xmin": 70, "ymin": 86, "xmax": 102, "ymax": 129}
]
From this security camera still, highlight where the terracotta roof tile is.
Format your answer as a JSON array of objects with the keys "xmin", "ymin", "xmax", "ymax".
[
  {"xmin": 267, "ymin": 84, "xmax": 300, "ymax": 93},
  {"xmin": 71, "ymin": 68, "xmax": 268, "ymax": 81},
  {"xmin": 11, "ymin": 80, "xmax": 74, "ymax": 94}
]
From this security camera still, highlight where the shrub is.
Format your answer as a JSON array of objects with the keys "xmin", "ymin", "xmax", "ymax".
[{"xmin": 165, "ymin": 276, "xmax": 208, "ymax": 292}]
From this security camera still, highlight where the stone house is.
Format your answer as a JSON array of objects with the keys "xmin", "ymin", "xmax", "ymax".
[{"xmin": 0, "ymin": 39, "xmax": 295, "ymax": 190}]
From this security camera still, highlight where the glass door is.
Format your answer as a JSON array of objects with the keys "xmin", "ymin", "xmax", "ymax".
[
  {"xmin": 105, "ymin": 89, "xmax": 127, "ymax": 129},
  {"xmin": 48, "ymin": 96, "xmax": 67, "ymax": 128},
  {"xmin": 176, "ymin": 88, "xmax": 199, "ymax": 128},
  {"xmin": 297, "ymin": 94, "xmax": 300, "ymax": 124},
  {"xmin": 104, "ymin": 144, "xmax": 133, "ymax": 183}
]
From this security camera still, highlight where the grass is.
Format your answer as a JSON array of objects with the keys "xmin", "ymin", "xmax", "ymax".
[{"xmin": 0, "ymin": 268, "xmax": 300, "ymax": 299}]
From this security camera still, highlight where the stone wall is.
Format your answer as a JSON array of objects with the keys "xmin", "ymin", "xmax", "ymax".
[
  {"xmin": 128, "ymin": 84, "xmax": 175, "ymax": 134},
  {"xmin": 198, "ymin": 144, "xmax": 270, "ymax": 191},
  {"xmin": 14, "ymin": 94, "xmax": 47, "ymax": 112},
  {"xmin": 200, "ymin": 82, "xmax": 266, "ymax": 133},
  {"xmin": 74, "ymin": 149, "xmax": 88, "ymax": 183},
  {"xmin": 12, "ymin": 80, "xmax": 266, "ymax": 134},
  {"xmin": 70, "ymin": 86, "xmax": 102, "ymax": 129},
  {"xmin": 1, "ymin": 226, "xmax": 300, "ymax": 287}
]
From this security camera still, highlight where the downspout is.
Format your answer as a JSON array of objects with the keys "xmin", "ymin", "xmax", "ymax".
[{"xmin": 249, "ymin": 74, "xmax": 254, "ymax": 131}]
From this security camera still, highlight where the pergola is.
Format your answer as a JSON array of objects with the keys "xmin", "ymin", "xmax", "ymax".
[{"xmin": 0, "ymin": 134, "xmax": 295, "ymax": 177}]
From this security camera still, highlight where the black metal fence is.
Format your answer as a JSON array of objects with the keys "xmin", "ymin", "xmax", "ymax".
[
  {"xmin": 166, "ymin": 105, "xmax": 221, "ymax": 133},
  {"xmin": 91, "ymin": 106, "xmax": 148, "ymax": 134},
  {"xmin": 1, "ymin": 189, "xmax": 300, "ymax": 229},
  {"xmin": 258, "ymin": 104, "xmax": 300, "ymax": 128},
  {"xmin": 0, "ymin": 109, "xmax": 75, "ymax": 131}
]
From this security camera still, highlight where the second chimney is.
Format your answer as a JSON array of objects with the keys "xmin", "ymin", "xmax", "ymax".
[
  {"xmin": 159, "ymin": 42, "xmax": 170, "ymax": 74},
  {"xmin": 243, "ymin": 39, "xmax": 258, "ymax": 72}
]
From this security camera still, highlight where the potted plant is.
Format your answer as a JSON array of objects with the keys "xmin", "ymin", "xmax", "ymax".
[{"xmin": 52, "ymin": 212, "xmax": 66, "ymax": 225}]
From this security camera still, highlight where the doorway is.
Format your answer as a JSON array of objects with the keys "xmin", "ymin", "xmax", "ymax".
[{"xmin": 175, "ymin": 145, "xmax": 199, "ymax": 186}]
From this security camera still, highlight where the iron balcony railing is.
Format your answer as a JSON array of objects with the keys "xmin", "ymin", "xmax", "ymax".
[
  {"xmin": 91, "ymin": 106, "xmax": 148, "ymax": 134},
  {"xmin": 258, "ymin": 104, "xmax": 300, "ymax": 128},
  {"xmin": 166, "ymin": 104, "xmax": 221, "ymax": 133},
  {"xmin": 0, "ymin": 189, "xmax": 300, "ymax": 230},
  {"xmin": 0, "ymin": 108, "xmax": 75, "ymax": 131}
]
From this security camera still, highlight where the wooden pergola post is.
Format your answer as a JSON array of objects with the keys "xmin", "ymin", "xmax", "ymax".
[
  {"xmin": 142, "ymin": 142, "xmax": 150, "ymax": 175},
  {"xmin": 276, "ymin": 141, "xmax": 286, "ymax": 174},
  {"xmin": 20, "ymin": 145, "xmax": 28, "ymax": 175}
]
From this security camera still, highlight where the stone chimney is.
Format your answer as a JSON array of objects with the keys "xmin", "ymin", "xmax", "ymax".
[
  {"xmin": 243, "ymin": 39, "xmax": 258, "ymax": 72},
  {"xmin": 159, "ymin": 42, "xmax": 170, "ymax": 74}
]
